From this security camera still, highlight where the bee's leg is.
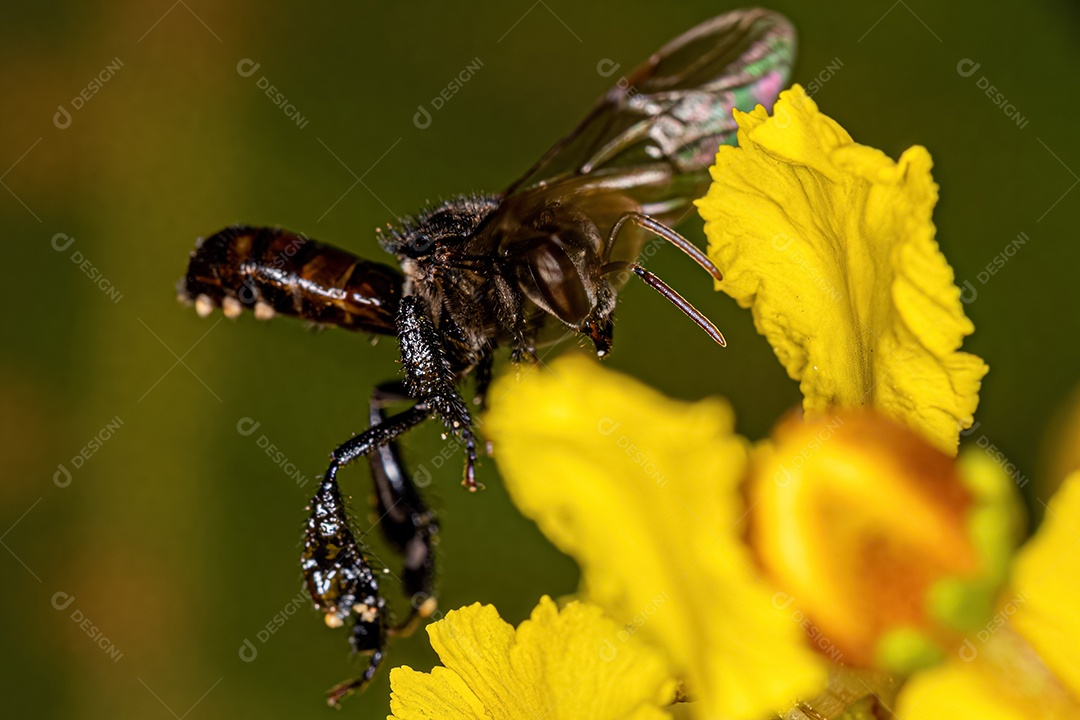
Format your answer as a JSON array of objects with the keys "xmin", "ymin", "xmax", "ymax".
[
  {"xmin": 397, "ymin": 296, "xmax": 481, "ymax": 491},
  {"xmin": 324, "ymin": 614, "xmax": 387, "ymax": 707},
  {"xmin": 367, "ymin": 381, "xmax": 439, "ymax": 635},
  {"xmin": 472, "ymin": 349, "xmax": 494, "ymax": 411},
  {"xmin": 326, "ymin": 650, "xmax": 383, "ymax": 708},
  {"xmin": 302, "ymin": 405, "xmax": 430, "ymax": 704},
  {"xmin": 303, "ymin": 405, "xmax": 430, "ymax": 621},
  {"xmin": 492, "ymin": 274, "xmax": 535, "ymax": 363},
  {"xmin": 471, "ymin": 350, "xmax": 498, "ymax": 460}
]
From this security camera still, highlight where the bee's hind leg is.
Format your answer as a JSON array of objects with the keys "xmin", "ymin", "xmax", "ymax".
[
  {"xmin": 301, "ymin": 404, "xmax": 431, "ymax": 704},
  {"xmin": 367, "ymin": 381, "xmax": 440, "ymax": 635}
]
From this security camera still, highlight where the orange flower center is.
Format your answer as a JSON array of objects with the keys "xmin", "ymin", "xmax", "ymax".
[{"xmin": 748, "ymin": 410, "xmax": 979, "ymax": 667}]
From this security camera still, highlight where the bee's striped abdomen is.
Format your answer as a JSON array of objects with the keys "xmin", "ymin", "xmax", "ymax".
[{"xmin": 181, "ymin": 225, "xmax": 403, "ymax": 335}]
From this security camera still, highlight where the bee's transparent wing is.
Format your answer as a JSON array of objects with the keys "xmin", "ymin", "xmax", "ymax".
[{"xmin": 503, "ymin": 8, "xmax": 795, "ymax": 225}]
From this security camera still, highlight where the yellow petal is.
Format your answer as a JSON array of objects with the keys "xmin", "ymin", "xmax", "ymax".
[
  {"xmin": 695, "ymin": 84, "xmax": 987, "ymax": 454},
  {"xmin": 898, "ymin": 660, "xmax": 1037, "ymax": 720},
  {"xmin": 387, "ymin": 666, "xmax": 490, "ymax": 720},
  {"xmin": 1011, "ymin": 471, "xmax": 1080, "ymax": 698},
  {"xmin": 485, "ymin": 355, "xmax": 826, "ymax": 720},
  {"xmin": 895, "ymin": 473, "xmax": 1080, "ymax": 719},
  {"xmin": 896, "ymin": 625, "xmax": 1079, "ymax": 720},
  {"xmin": 388, "ymin": 596, "xmax": 674, "ymax": 720}
]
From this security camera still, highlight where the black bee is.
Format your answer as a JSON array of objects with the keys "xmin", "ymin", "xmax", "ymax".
[{"xmin": 179, "ymin": 8, "xmax": 794, "ymax": 705}]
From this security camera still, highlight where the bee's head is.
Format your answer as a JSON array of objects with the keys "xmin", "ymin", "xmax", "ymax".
[
  {"xmin": 511, "ymin": 215, "xmax": 617, "ymax": 357},
  {"xmin": 382, "ymin": 227, "xmax": 441, "ymax": 259},
  {"xmin": 378, "ymin": 195, "xmax": 501, "ymax": 261}
]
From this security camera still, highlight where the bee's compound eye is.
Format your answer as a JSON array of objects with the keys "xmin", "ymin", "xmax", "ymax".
[
  {"xmin": 412, "ymin": 234, "xmax": 434, "ymax": 253},
  {"xmin": 520, "ymin": 236, "xmax": 594, "ymax": 325}
]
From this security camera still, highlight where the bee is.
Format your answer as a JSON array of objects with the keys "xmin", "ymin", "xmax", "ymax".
[{"xmin": 180, "ymin": 8, "xmax": 794, "ymax": 706}]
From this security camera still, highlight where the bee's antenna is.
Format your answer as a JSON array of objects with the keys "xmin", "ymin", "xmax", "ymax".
[
  {"xmin": 605, "ymin": 212, "xmax": 724, "ymax": 282},
  {"xmin": 602, "ymin": 261, "xmax": 726, "ymax": 347}
]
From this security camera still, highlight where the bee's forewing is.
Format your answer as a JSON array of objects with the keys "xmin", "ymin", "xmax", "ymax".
[{"xmin": 503, "ymin": 8, "xmax": 796, "ymax": 220}]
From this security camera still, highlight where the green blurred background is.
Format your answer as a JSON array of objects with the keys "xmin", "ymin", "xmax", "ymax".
[{"xmin": 1, "ymin": 1, "xmax": 1077, "ymax": 716}]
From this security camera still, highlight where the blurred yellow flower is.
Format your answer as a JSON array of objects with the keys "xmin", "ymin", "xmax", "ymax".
[
  {"xmin": 388, "ymin": 596, "xmax": 676, "ymax": 720},
  {"xmin": 1011, "ymin": 472, "xmax": 1080, "ymax": 697},
  {"xmin": 749, "ymin": 411, "xmax": 1022, "ymax": 672},
  {"xmin": 896, "ymin": 472, "xmax": 1080, "ymax": 719},
  {"xmin": 486, "ymin": 356, "xmax": 827, "ymax": 720},
  {"xmin": 696, "ymin": 84, "xmax": 987, "ymax": 455},
  {"xmin": 487, "ymin": 356, "xmax": 1028, "ymax": 717}
]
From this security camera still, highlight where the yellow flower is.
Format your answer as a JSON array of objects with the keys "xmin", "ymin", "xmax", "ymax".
[
  {"xmin": 388, "ymin": 596, "xmax": 676, "ymax": 720},
  {"xmin": 1011, "ymin": 473, "xmax": 1080, "ymax": 697},
  {"xmin": 749, "ymin": 411, "xmax": 1022, "ymax": 672},
  {"xmin": 896, "ymin": 472, "xmax": 1080, "ymax": 719},
  {"xmin": 695, "ymin": 84, "xmax": 987, "ymax": 455},
  {"xmin": 486, "ymin": 356, "xmax": 827, "ymax": 720},
  {"xmin": 486, "ymin": 356, "xmax": 1029, "ymax": 716}
]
